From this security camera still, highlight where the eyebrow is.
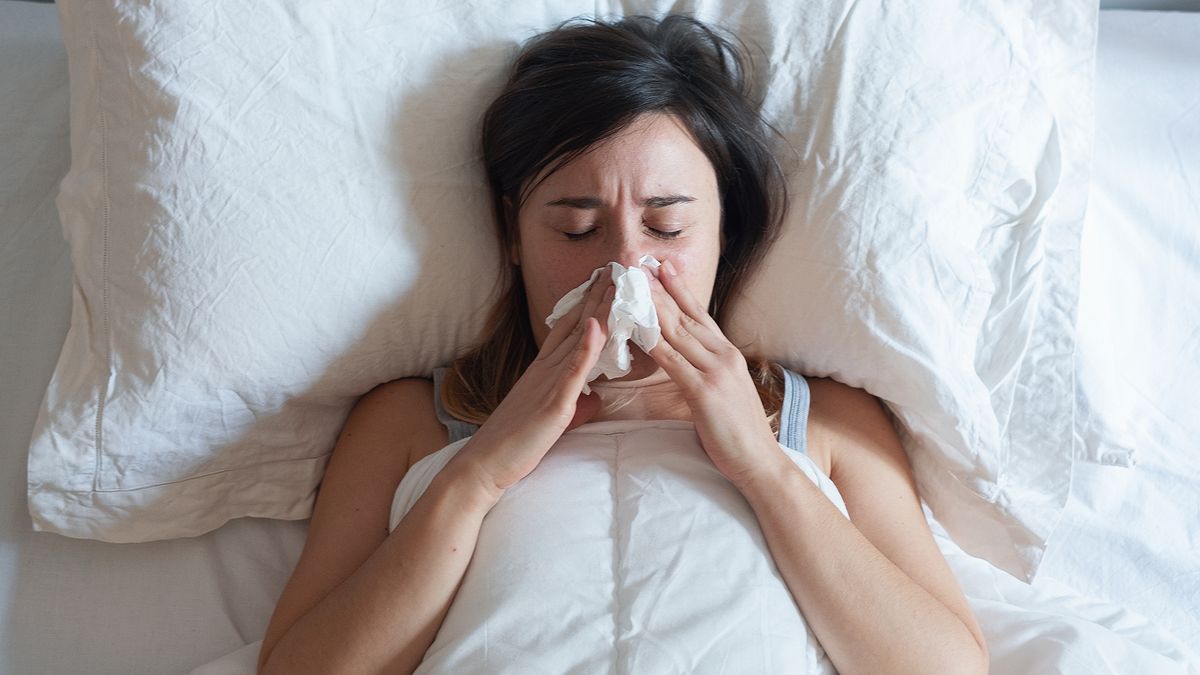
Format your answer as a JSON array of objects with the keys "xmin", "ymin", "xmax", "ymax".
[{"xmin": 544, "ymin": 194, "xmax": 696, "ymax": 209}]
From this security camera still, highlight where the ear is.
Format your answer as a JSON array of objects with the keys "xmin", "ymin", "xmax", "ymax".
[{"xmin": 503, "ymin": 196, "xmax": 521, "ymax": 266}]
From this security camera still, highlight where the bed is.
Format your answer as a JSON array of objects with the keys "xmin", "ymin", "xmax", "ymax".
[{"xmin": 2, "ymin": 1, "xmax": 1198, "ymax": 673}]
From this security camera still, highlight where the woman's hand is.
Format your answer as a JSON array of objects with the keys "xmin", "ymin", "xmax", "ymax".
[
  {"xmin": 644, "ymin": 257, "xmax": 782, "ymax": 490},
  {"xmin": 448, "ymin": 274, "xmax": 615, "ymax": 504}
]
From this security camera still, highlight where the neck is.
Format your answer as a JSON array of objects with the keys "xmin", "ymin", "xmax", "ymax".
[{"xmin": 587, "ymin": 367, "xmax": 692, "ymax": 423}]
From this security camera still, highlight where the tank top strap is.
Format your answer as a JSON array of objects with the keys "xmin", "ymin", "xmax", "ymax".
[
  {"xmin": 776, "ymin": 364, "xmax": 811, "ymax": 455},
  {"xmin": 431, "ymin": 366, "xmax": 479, "ymax": 444},
  {"xmin": 431, "ymin": 364, "xmax": 810, "ymax": 454}
]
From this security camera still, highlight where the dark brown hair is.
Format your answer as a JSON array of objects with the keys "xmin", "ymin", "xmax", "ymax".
[{"xmin": 444, "ymin": 14, "xmax": 789, "ymax": 429}]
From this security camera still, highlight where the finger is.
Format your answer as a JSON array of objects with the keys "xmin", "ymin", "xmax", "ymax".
[
  {"xmin": 657, "ymin": 258, "xmax": 724, "ymax": 338},
  {"xmin": 541, "ymin": 273, "xmax": 611, "ymax": 356},
  {"xmin": 645, "ymin": 325, "xmax": 704, "ymax": 388},
  {"xmin": 575, "ymin": 272, "xmax": 613, "ymax": 333},
  {"xmin": 548, "ymin": 284, "xmax": 614, "ymax": 366},
  {"xmin": 539, "ymin": 294, "xmax": 588, "ymax": 357},
  {"xmin": 559, "ymin": 316, "xmax": 604, "ymax": 388},
  {"xmin": 648, "ymin": 275, "xmax": 722, "ymax": 368}
]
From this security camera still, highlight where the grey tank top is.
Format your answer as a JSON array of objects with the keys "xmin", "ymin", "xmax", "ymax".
[{"xmin": 431, "ymin": 365, "xmax": 812, "ymax": 455}]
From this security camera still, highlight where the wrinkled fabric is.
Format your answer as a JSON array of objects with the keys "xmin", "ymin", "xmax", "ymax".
[
  {"xmin": 389, "ymin": 420, "xmax": 844, "ymax": 674},
  {"xmin": 28, "ymin": 0, "xmax": 1095, "ymax": 586},
  {"xmin": 545, "ymin": 255, "xmax": 661, "ymax": 394}
]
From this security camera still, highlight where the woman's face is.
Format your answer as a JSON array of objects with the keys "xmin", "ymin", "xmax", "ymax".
[{"xmin": 513, "ymin": 112, "xmax": 723, "ymax": 382}]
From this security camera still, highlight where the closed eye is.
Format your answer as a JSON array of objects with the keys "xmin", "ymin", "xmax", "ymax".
[{"xmin": 562, "ymin": 228, "xmax": 682, "ymax": 241}]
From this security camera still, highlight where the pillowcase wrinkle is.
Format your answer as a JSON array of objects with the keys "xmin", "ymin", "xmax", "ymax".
[{"xmin": 28, "ymin": 0, "xmax": 1095, "ymax": 582}]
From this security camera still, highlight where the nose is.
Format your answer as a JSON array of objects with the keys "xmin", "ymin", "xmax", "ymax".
[
  {"xmin": 604, "ymin": 214, "xmax": 659, "ymax": 271},
  {"xmin": 613, "ymin": 248, "xmax": 645, "ymax": 270},
  {"xmin": 605, "ymin": 243, "xmax": 659, "ymax": 277}
]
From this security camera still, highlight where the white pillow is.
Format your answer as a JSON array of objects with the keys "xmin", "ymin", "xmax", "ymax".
[
  {"xmin": 726, "ymin": 3, "xmax": 1096, "ymax": 579},
  {"xmin": 28, "ymin": 0, "xmax": 1094, "ymax": 581}
]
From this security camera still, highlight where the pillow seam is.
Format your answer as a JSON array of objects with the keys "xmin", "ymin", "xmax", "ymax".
[{"xmin": 86, "ymin": 5, "xmax": 113, "ymax": 494}]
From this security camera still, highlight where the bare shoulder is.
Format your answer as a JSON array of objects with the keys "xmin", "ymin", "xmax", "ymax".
[
  {"xmin": 258, "ymin": 377, "xmax": 448, "ymax": 670},
  {"xmin": 296, "ymin": 373, "xmax": 447, "ymax": 551},
  {"xmin": 306, "ymin": 376, "xmax": 448, "ymax": 540},
  {"xmin": 802, "ymin": 376, "xmax": 988, "ymax": 657},
  {"xmin": 357, "ymin": 377, "xmax": 451, "ymax": 470},
  {"xmin": 804, "ymin": 377, "xmax": 896, "ymax": 479}
]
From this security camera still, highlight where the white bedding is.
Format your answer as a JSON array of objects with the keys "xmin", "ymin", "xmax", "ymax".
[
  {"xmin": 1, "ymin": 4, "xmax": 1198, "ymax": 674},
  {"xmin": 378, "ymin": 422, "xmax": 1197, "ymax": 674},
  {"xmin": 25, "ymin": 0, "xmax": 1086, "ymax": 584},
  {"xmin": 388, "ymin": 422, "xmax": 845, "ymax": 674},
  {"xmin": 1033, "ymin": 9, "xmax": 1200, "ymax": 650}
]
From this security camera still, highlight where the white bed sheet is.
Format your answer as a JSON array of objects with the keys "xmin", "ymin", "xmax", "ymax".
[
  {"xmin": 0, "ymin": 6, "xmax": 309, "ymax": 673},
  {"xmin": 1033, "ymin": 9, "xmax": 1200, "ymax": 651},
  {"xmin": 0, "ymin": 3, "xmax": 1196, "ymax": 673}
]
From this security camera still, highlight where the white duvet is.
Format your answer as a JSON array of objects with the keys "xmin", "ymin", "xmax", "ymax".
[
  {"xmin": 191, "ymin": 417, "xmax": 1200, "ymax": 674},
  {"xmin": 388, "ymin": 420, "xmax": 843, "ymax": 674}
]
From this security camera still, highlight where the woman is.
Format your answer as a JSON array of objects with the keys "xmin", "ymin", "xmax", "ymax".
[{"xmin": 259, "ymin": 15, "xmax": 988, "ymax": 675}]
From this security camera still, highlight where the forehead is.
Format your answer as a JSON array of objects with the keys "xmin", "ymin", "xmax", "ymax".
[{"xmin": 526, "ymin": 113, "xmax": 718, "ymax": 200}]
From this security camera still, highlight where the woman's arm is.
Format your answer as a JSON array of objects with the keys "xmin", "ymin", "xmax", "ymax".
[
  {"xmin": 258, "ymin": 380, "xmax": 501, "ymax": 675},
  {"xmin": 262, "ymin": 461, "xmax": 498, "ymax": 675},
  {"xmin": 733, "ymin": 378, "xmax": 988, "ymax": 675},
  {"xmin": 261, "ymin": 277, "xmax": 615, "ymax": 675},
  {"xmin": 642, "ymin": 260, "xmax": 986, "ymax": 671},
  {"xmin": 640, "ymin": 261, "xmax": 986, "ymax": 673}
]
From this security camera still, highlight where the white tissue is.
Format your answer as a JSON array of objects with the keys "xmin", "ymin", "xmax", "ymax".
[{"xmin": 545, "ymin": 255, "xmax": 662, "ymax": 394}]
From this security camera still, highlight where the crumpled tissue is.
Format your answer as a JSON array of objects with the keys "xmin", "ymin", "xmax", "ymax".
[{"xmin": 545, "ymin": 254, "xmax": 661, "ymax": 394}]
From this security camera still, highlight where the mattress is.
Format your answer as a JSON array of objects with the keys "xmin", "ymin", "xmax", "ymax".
[{"xmin": 0, "ymin": 3, "xmax": 1196, "ymax": 673}]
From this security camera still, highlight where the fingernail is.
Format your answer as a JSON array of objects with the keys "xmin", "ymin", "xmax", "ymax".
[{"xmin": 664, "ymin": 258, "xmax": 678, "ymax": 277}]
